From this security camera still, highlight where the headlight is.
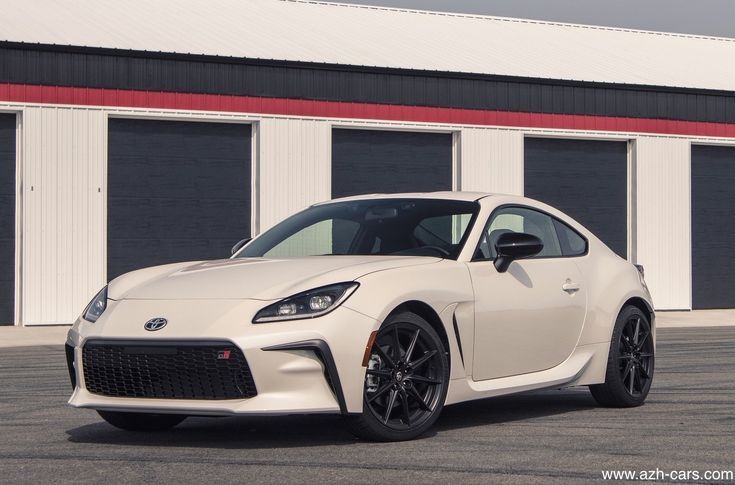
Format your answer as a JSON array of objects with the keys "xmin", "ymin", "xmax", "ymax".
[
  {"xmin": 253, "ymin": 282, "xmax": 359, "ymax": 323},
  {"xmin": 82, "ymin": 286, "xmax": 108, "ymax": 322}
]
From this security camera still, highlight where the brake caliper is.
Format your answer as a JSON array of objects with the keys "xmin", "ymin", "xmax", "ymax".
[{"xmin": 365, "ymin": 353, "xmax": 382, "ymax": 393}]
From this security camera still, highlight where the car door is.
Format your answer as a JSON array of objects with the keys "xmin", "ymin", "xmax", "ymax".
[{"xmin": 468, "ymin": 206, "xmax": 588, "ymax": 380}]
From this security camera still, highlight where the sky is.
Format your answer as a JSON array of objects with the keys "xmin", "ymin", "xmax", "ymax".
[{"xmin": 330, "ymin": 0, "xmax": 735, "ymax": 38}]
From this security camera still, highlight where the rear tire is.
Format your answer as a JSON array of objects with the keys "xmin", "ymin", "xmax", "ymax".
[
  {"xmin": 347, "ymin": 312, "xmax": 449, "ymax": 441},
  {"xmin": 97, "ymin": 410, "xmax": 187, "ymax": 431},
  {"xmin": 589, "ymin": 305, "xmax": 654, "ymax": 407}
]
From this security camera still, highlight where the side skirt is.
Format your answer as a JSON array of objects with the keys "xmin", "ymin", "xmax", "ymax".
[{"xmin": 444, "ymin": 341, "xmax": 609, "ymax": 406}]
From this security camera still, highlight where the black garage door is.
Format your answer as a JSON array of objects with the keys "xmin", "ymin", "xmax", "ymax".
[
  {"xmin": 525, "ymin": 138, "xmax": 628, "ymax": 258},
  {"xmin": 0, "ymin": 114, "xmax": 15, "ymax": 324},
  {"xmin": 692, "ymin": 145, "xmax": 735, "ymax": 309},
  {"xmin": 332, "ymin": 129, "xmax": 453, "ymax": 198},
  {"xmin": 108, "ymin": 119, "xmax": 251, "ymax": 281}
]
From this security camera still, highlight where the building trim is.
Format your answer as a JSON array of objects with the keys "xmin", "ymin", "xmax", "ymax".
[
  {"xmin": 2, "ymin": 83, "xmax": 735, "ymax": 139},
  {"xmin": 2, "ymin": 43, "xmax": 735, "ymax": 124}
]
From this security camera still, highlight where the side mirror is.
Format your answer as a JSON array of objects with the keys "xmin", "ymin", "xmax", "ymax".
[
  {"xmin": 231, "ymin": 238, "xmax": 252, "ymax": 256},
  {"xmin": 494, "ymin": 232, "xmax": 543, "ymax": 273}
]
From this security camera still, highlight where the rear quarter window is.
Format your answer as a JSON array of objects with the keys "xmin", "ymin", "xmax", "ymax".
[{"xmin": 553, "ymin": 219, "xmax": 588, "ymax": 256}]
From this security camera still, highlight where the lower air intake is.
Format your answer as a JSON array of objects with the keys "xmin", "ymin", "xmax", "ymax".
[{"xmin": 82, "ymin": 341, "xmax": 257, "ymax": 400}]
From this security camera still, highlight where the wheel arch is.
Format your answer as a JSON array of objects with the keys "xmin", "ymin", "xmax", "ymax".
[
  {"xmin": 388, "ymin": 300, "xmax": 451, "ymax": 372},
  {"xmin": 622, "ymin": 297, "xmax": 654, "ymax": 324},
  {"xmin": 575, "ymin": 294, "xmax": 656, "ymax": 387},
  {"xmin": 620, "ymin": 296, "xmax": 656, "ymax": 346}
]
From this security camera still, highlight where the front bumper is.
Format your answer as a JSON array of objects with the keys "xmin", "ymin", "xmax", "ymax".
[{"xmin": 66, "ymin": 298, "xmax": 380, "ymax": 415}]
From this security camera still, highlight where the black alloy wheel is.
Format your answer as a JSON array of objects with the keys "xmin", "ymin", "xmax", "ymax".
[
  {"xmin": 590, "ymin": 305, "xmax": 655, "ymax": 407},
  {"xmin": 347, "ymin": 312, "xmax": 449, "ymax": 441},
  {"xmin": 618, "ymin": 314, "xmax": 654, "ymax": 396}
]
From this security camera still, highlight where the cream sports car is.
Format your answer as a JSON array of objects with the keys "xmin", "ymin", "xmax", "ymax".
[{"xmin": 65, "ymin": 192, "xmax": 655, "ymax": 441}]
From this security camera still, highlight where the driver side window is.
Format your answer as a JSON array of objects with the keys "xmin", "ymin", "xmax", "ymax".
[{"xmin": 476, "ymin": 207, "xmax": 562, "ymax": 259}]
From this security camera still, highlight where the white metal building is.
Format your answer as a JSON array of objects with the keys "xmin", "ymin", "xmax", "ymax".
[{"xmin": 2, "ymin": 0, "xmax": 735, "ymax": 325}]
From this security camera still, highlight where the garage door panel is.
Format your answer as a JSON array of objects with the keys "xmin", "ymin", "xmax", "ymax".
[
  {"xmin": 110, "ymin": 156, "xmax": 250, "ymax": 199},
  {"xmin": 0, "ymin": 193, "xmax": 13, "ymax": 235},
  {"xmin": 0, "ymin": 113, "xmax": 15, "ymax": 324},
  {"xmin": 525, "ymin": 138, "xmax": 628, "ymax": 258},
  {"xmin": 0, "ymin": 240, "xmax": 13, "ymax": 324},
  {"xmin": 108, "ymin": 239, "xmax": 227, "ymax": 273},
  {"xmin": 110, "ymin": 125, "xmax": 248, "ymax": 159},
  {"xmin": 108, "ymin": 119, "xmax": 251, "ymax": 281},
  {"xmin": 332, "ymin": 129, "xmax": 453, "ymax": 198},
  {"xmin": 107, "ymin": 197, "xmax": 247, "ymax": 239},
  {"xmin": 692, "ymin": 145, "xmax": 735, "ymax": 309},
  {"xmin": 525, "ymin": 167, "xmax": 624, "ymax": 200}
]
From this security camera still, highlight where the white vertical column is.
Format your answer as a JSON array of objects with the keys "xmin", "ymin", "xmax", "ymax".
[
  {"xmin": 21, "ymin": 106, "xmax": 105, "ymax": 325},
  {"xmin": 458, "ymin": 128, "xmax": 524, "ymax": 194},
  {"xmin": 635, "ymin": 136, "xmax": 691, "ymax": 310},
  {"xmin": 257, "ymin": 118, "xmax": 332, "ymax": 232}
]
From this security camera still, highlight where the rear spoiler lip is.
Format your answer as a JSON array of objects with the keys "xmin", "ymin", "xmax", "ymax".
[{"xmin": 634, "ymin": 264, "xmax": 645, "ymax": 278}]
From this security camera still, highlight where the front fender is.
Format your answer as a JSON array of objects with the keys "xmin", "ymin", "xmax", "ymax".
[
  {"xmin": 345, "ymin": 260, "xmax": 475, "ymax": 381},
  {"xmin": 345, "ymin": 260, "xmax": 474, "ymax": 324}
]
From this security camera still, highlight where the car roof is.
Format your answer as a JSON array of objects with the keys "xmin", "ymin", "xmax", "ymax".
[{"xmin": 315, "ymin": 191, "xmax": 496, "ymax": 205}]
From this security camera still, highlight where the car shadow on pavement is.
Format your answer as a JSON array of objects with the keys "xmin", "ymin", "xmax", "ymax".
[
  {"xmin": 65, "ymin": 388, "xmax": 597, "ymax": 448},
  {"xmin": 435, "ymin": 388, "xmax": 597, "ymax": 432},
  {"xmin": 66, "ymin": 413, "xmax": 357, "ymax": 449}
]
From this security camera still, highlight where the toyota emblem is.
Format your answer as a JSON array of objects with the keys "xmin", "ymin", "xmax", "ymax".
[{"xmin": 144, "ymin": 317, "xmax": 168, "ymax": 331}]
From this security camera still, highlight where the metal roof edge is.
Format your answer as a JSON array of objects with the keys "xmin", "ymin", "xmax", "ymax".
[{"xmin": 291, "ymin": 0, "xmax": 735, "ymax": 43}]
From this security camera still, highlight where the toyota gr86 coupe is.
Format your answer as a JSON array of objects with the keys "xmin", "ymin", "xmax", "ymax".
[{"xmin": 65, "ymin": 192, "xmax": 655, "ymax": 441}]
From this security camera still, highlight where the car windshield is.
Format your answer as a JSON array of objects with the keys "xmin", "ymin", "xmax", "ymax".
[{"xmin": 238, "ymin": 198, "xmax": 479, "ymax": 259}]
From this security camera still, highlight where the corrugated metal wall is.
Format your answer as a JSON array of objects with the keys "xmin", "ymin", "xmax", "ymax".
[
  {"xmin": 635, "ymin": 137, "xmax": 691, "ymax": 309},
  {"xmin": 4, "ymin": 44, "xmax": 735, "ymax": 125},
  {"xmin": 21, "ymin": 106, "xmax": 106, "ymax": 324},
  {"xmin": 2, "ymin": 102, "xmax": 732, "ymax": 323},
  {"xmin": 459, "ymin": 129, "xmax": 523, "ymax": 195},
  {"xmin": 258, "ymin": 118, "xmax": 331, "ymax": 232}
]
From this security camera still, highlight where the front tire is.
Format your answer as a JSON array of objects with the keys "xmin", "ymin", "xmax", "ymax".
[
  {"xmin": 589, "ymin": 305, "xmax": 654, "ymax": 407},
  {"xmin": 97, "ymin": 410, "xmax": 187, "ymax": 431},
  {"xmin": 347, "ymin": 311, "xmax": 449, "ymax": 441}
]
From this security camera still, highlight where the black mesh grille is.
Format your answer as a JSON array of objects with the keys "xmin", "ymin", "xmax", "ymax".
[{"xmin": 82, "ymin": 341, "xmax": 257, "ymax": 400}]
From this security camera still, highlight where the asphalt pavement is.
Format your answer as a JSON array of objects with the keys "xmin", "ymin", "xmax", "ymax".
[{"xmin": 0, "ymin": 327, "xmax": 733, "ymax": 484}]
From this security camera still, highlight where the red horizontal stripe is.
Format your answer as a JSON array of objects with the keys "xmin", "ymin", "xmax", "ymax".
[{"xmin": 2, "ymin": 83, "xmax": 735, "ymax": 138}]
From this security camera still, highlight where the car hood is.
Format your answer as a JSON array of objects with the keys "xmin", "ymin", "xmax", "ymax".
[{"xmin": 108, "ymin": 256, "xmax": 441, "ymax": 301}]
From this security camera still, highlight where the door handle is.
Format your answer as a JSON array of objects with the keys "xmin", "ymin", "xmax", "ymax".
[{"xmin": 562, "ymin": 281, "xmax": 581, "ymax": 293}]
